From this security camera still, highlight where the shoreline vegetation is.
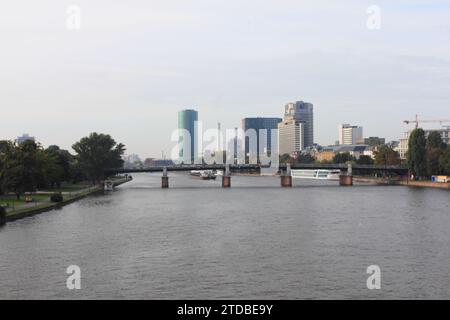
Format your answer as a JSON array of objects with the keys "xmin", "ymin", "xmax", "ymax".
[
  {"xmin": 2, "ymin": 177, "xmax": 130, "ymax": 223},
  {"xmin": 1, "ymin": 132, "xmax": 127, "ymax": 225}
]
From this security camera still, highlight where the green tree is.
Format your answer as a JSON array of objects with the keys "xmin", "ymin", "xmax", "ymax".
[
  {"xmin": 426, "ymin": 132, "xmax": 446, "ymax": 176},
  {"xmin": 279, "ymin": 153, "xmax": 292, "ymax": 164},
  {"xmin": 332, "ymin": 152, "xmax": 356, "ymax": 164},
  {"xmin": 407, "ymin": 129, "xmax": 427, "ymax": 179},
  {"xmin": 427, "ymin": 148, "xmax": 443, "ymax": 176},
  {"xmin": 427, "ymin": 131, "xmax": 446, "ymax": 149},
  {"xmin": 72, "ymin": 133, "xmax": 125, "ymax": 183},
  {"xmin": 374, "ymin": 145, "xmax": 401, "ymax": 166},
  {"xmin": 296, "ymin": 153, "xmax": 315, "ymax": 164},
  {"xmin": 1, "ymin": 140, "xmax": 50, "ymax": 199},
  {"xmin": 0, "ymin": 140, "xmax": 15, "ymax": 195},
  {"xmin": 45, "ymin": 145, "xmax": 75, "ymax": 188},
  {"xmin": 439, "ymin": 147, "xmax": 450, "ymax": 175},
  {"xmin": 357, "ymin": 155, "xmax": 374, "ymax": 165}
]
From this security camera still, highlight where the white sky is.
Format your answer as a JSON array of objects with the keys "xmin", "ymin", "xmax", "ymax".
[{"xmin": 1, "ymin": 0, "xmax": 449, "ymax": 158}]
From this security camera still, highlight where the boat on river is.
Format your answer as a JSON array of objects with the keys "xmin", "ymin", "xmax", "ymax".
[
  {"xmin": 291, "ymin": 169, "xmax": 341, "ymax": 181},
  {"xmin": 190, "ymin": 170, "xmax": 217, "ymax": 180}
]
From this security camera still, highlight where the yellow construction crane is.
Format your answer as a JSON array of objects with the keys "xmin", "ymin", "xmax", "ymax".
[{"xmin": 404, "ymin": 114, "xmax": 450, "ymax": 129}]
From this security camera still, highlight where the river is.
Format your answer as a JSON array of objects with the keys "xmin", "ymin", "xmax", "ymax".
[{"xmin": 0, "ymin": 173, "xmax": 449, "ymax": 299}]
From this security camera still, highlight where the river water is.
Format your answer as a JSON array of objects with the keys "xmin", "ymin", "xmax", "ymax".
[{"xmin": 0, "ymin": 173, "xmax": 449, "ymax": 299}]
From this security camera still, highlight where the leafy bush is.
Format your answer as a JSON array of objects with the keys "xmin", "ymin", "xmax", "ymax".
[{"xmin": 50, "ymin": 193, "xmax": 64, "ymax": 203}]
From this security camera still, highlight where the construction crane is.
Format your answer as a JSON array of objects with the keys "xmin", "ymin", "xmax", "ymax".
[{"xmin": 404, "ymin": 114, "xmax": 450, "ymax": 129}]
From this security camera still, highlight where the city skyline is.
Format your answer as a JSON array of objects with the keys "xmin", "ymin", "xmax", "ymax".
[
  {"xmin": 1, "ymin": 1, "xmax": 450, "ymax": 158},
  {"xmin": 1, "ymin": 1, "xmax": 450, "ymax": 303}
]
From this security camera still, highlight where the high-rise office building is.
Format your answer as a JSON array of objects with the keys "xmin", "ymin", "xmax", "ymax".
[
  {"xmin": 278, "ymin": 119, "xmax": 304, "ymax": 156},
  {"xmin": 284, "ymin": 101, "xmax": 314, "ymax": 147},
  {"xmin": 339, "ymin": 124, "xmax": 364, "ymax": 145},
  {"xmin": 178, "ymin": 109, "xmax": 198, "ymax": 162},
  {"xmin": 242, "ymin": 117, "xmax": 282, "ymax": 157}
]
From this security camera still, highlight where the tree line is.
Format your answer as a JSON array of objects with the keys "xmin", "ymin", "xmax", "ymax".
[
  {"xmin": 0, "ymin": 133, "xmax": 125, "ymax": 199},
  {"xmin": 407, "ymin": 129, "xmax": 450, "ymax": 179}
]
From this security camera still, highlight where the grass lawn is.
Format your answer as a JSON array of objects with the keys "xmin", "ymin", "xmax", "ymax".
[
  {"xmin": 38, "ymin": 182, "xmax": 92, "ymax": 193},
  {"xmin": 0, "ymin": 194, "xmax": 51, "ymax": 207}
]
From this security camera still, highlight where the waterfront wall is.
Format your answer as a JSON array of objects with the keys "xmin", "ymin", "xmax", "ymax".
[
  {"xmin": 401, "ymin": 181, "xmax": 450, "ymax": 189},
  {"xmin": 353, "ymin": 177, "xmax": 449, "ymax": 189},
  {"xmin": 4, "ymin": 177, "xmax": 131, "ymax": 223}
]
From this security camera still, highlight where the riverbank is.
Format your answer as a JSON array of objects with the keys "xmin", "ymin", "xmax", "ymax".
[
  {"xmin": 353, "ymin": 177, "xmax": 449, "ymax": 189},
  {"xmin": 3, "ymin": 177, "xmax": 131, "ymax": 223},
  {"xmin": 400, "ymin": 180, "xmax": 450, "ymax": 189}
]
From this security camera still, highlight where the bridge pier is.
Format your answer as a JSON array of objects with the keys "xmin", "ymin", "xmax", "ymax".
[
  {"xmin": 222, "ymin": 164, "xmax": 231, "ymax": 188},
  {"xmin": 161, "ymin": 166, "xmax": 169, "ymax": 188},
  {"xmin": 339, "ymin": 163, "xmax": 353, "ymax": 186},
  {"xmin": 281, "ymin": 163, "xmax": 292, "ymax": 187}
]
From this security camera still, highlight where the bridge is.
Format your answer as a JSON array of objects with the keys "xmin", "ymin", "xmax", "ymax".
[
  {"xmin": 109, "ymin": 163, "xmax": 408, "ymax": 175},
  {"xmin": 107, "ymin": 163, "xmax": 409, "ymax": 188}
]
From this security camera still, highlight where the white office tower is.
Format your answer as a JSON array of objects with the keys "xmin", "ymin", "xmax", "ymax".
[
  {"xmin": 339, "ymin": 124, "xmax": 364, "ymax": 145},
  {"xmin": 278, "ymin": 119, "xmax": 305, "ymax": 156}
]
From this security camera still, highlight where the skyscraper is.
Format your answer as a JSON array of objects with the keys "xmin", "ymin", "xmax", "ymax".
[
  {"xmin": 284, "ymin": 101, "xmax": 314, "ymax": 147},
  {"xmin": 242, "ymin": 117, "xmax": 282, "ymax": 157},
  {"xmin": 278, "ymin": 119, "xmax": 304, "ymax": 156},
  {"xmin": 178, "ymin": 109, "xmax": 198, "ymax": 163}
]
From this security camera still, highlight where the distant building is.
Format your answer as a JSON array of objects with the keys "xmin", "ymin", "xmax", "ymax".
[
  {"xmin": 396, "ymin": 132, "xmax": 410, "ymax": 160},
  {"xmin": 284, "ymin": 101, "xmax": 314, "ymax": 147},
  {"xmin": 339, "ymin": 124, "xmax": 363, "ymax": 145},
  {"xmin": 123, "ymin": 154, "xmax": 142, "ymax": 169},
  {"xmin": 16, "ymin": 133, "xmax": 35, "ymax": 144},
  {"xmin": 396, "ymin": 128, "xmax": 450, "ymax": 160},
  {"xmin": 142, "ymin": 158, "xmax": 174, "ymax": 167},
  {"xmin": 316, "ymin": 150, "xmax": 335, "ymax": 162},
  {"xmin": 429, "ymin": 128, "xmax": 450, "ymax": 145},
  {"xmin": 364, "ymin": 137, "xmax": 386, "ymax": 146},
  {"xmin": 242, "ymin": 117, "xmax": 282, "ymax": 157},
  {"xmin": 178, "ymin": 109, "xmax": 198, "ymax": 163},
  {"xmin": 153, "ymin": 159, "xmax": 175, "ymax": 167},
  {"xmin": 319, "ymin": 144, "xmax": 369, "ymax": 161},
  {"xmin": 335, "ymin": 144, "xmax": 368, "ymax": 159},
  {"xmin": 278, "ymin": 118, "xmax": 304, "ymax": 156},
  {"xmin": 143, "ymin": 158, "xmax": 155, "ymax": 167}
]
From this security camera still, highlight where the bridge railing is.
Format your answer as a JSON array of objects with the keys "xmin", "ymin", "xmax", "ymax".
[{"xmin": 107, "ymin": 163, "xmax": 408, "ymax": 174}]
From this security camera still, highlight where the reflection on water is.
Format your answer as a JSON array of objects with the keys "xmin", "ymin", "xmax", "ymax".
[{"xmin": 0, "ymin": 173, "xmax": 449, "ymax": 299}]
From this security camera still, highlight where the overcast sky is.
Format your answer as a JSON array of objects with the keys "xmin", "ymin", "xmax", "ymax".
[{"xmin": 1, "ymin": 0, "xmax": 449, "ymax": 158}]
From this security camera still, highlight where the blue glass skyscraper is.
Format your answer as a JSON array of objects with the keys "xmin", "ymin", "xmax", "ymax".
[{"xmin": 178, "ymin": 109, "xmax": 198, "ymax": 163}]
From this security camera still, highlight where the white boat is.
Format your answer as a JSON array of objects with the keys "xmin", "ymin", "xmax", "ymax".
[
  {"xmin": 104, "ymin": 180, "xmax": 114, "ymax": 191},
  {"xmin": 190, "ymin": 170, "xmax": 202, "ymax": 177},
  {"xmin": 214, "ymin": 170, "xmax": 224, "ymax": 177},
  {"xmin": 291, "ymin": 169, "xmax": 341, "ymax": 181},
  {"xmin": 190, "ymin": 170, "xmax": 217, "ymax": 180}
]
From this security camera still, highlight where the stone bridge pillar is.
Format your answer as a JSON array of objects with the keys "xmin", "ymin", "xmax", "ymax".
[
  {"xmin": 281, "ymin": 163, "xmax": 292, "ymax": 187},
  {"xmin": 222, "ymin": 164, "xmax": 231, "ymax": 188},
  {"xmin": 339, "ymin": 163, "xmax": 353, "ymax": 186},
  {"xmin": 161, "ymin": 166, "xmax": 169, "ymax": 188}
]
